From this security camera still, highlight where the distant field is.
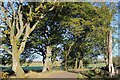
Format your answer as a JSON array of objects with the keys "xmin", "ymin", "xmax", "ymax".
[
  {"xmin": 0, "ymin": 62, "xmax": 43, "ymax": 72},
  {"xmin": 87, "ymin": 63, "xmax": 106, "ymax": 68},
  {"xmin": 0, "ymin": 63, "xmax": 106, "ymax": 72},
  {"xmin": 1, "ymin": 66, "xmax": 43, "ymax": 72},
  {"xmin": 22, "ymin": 62, "xmax": 43, "ymax": 67}
]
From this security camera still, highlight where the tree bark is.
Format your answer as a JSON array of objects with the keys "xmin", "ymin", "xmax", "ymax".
[
  {"xmin": 64, "ymin": 42, "xmax": 74, "ymax": 71},
  {"xmin": 78, "ymin": 59, "xmax": 83, "ymax": 69},
  {"xmin": 42, "ymin": 54, "xmax": 48, "ymax": 72},
  {"xmin": 12, "ymin": 54, "xmax": 25, "ymax": 78},
  {"xmin": 64, "ymin": 54, "xmax": 67, "ymax": 71},
  {"xmin": 108, "ymin": 30, "xmax": 115, "ymax": 77},
  {"xmin": 104, "ymin": 55, "xmax": 108, "ymax": 65},
  {"xmin": 42, "ymin": 46, "xmax": 52, "ymax": 72},
  {"xmin": 74, "ymin": 58, "xmax": 78, "ymax": 69},
  {"xmin": 78, "ymin": 52, "xmax": 83, "ymax": 69},
  {"xmin": 1, "ymin": 2, "xmax": 40, "ymax": 78}
]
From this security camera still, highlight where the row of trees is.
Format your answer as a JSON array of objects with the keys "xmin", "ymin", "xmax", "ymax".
[{"xmin": 0, "ymin": 1, "xmax": 118, "ymax": 78}]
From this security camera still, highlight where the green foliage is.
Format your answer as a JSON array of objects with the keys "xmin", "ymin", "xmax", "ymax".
[
  {"xmin": 60, "ymin": 2, "xmax": 114, "ymax": 69},
  {"xmin": 94, "ymin": 68, "xmax": 101, "ymax": 74},
  {"xmin": 113, "ymin": 56, "xmax": 120, "ymax": 68},
  {"xmin": 77, "ymin": 73, "xmax": 84, "ymax": 78},
  {"xmin": 1, "ymin": 2, "xmax": 117, "ymax": 74}
]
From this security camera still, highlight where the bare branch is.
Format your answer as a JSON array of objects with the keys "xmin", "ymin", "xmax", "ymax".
[
  {"xmin": 8, "ymin": 18, "xmax": 12, "ymax": 28},
  {"xmin": 1, "ymin": 6, "xmax": 13, "ymax": 16},
  {"xmin": 49, "ymin": 0, "xmax": 57, "ymax": 11},
  {"xmin": 16, "ymin": 18, "xmax": 20, "ymax": 33},
  {"xmin": 49, "ymin": 6, "xmax": 55, "ymax": 11},
  {"xmin": 15, "ymin": 24, "xmax": 25, "ymax": 39},
  {"xmin": 12, "ymin": 19, "xmax": 15, "ymax": 28},
  {"xmin": 30, "ymin": 20, "xmax": 39, "ymax": 32},
  {"xmin": 16, "ymin": 7, "xmax": 25, "ymax": 39},
  {"xmin": 15, "ymin": 5, "xmax": 21, "ymax": 36},
  {"xmin": 1, "ymin": 7, "xmax": 12, "ymax": 29},
  {"xmin": 8, "ymin": 0, "xmax": 15, "ymax": 16},
  {"xmin": 29, "ymin": 6, "xmax": 32, "ymax": 14},
  {"xmin": 67, "ymin": 42, "xmax": 74, "ymax": 56},
  {"xmin": 18, "ymin": 5, "xmax": 21, "ymax": 14},
  {"xmin": 35, "ymin": 4, "xmax": 42, "ymax": 12},
  {"xmin": 18, "ymin": 23, "xmax": 31, "ymax": 55},
  {"xmin": 18, "ymin": 13, "xmax": 24, "ymax": 28},
  {"xmin": 18, "ymin": 4, "xmax": 23, "ymax": 29}
]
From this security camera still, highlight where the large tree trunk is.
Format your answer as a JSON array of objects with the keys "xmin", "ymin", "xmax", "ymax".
[
  {"xmin": 42, "ymin": 54, "xmax": 49, "ymax": 72},
  {"xmin": 12, "ymin": 54, "xmax": 25, "ymax": 78},
  {"xmin": 64, "ymin": 52, "xmax": 67, "ymax": 71},
  {"xmin": 78, "ymin": 59, "xmax": 83, "ymax": 69},
  {"xmin": 64, "ymin": 42, "xmax": 74, "ymax": 71},
  {"xmin": 42, "ymin": 46, "xmax": 52, "ymax": 72},
  {"xmin": 74, "ymin": 58, "xmax": 78, "ymax": 69},
  {"xmin": 1, "ymin": 2, "xmax": 40, "ymax": 78},
  {"xmin": 108, "ymin": 30, "xmax": 115, "ymax": 77},
  {"xmin": 78, "ymin": 53, "xmax": 83, "ymax": 69}
]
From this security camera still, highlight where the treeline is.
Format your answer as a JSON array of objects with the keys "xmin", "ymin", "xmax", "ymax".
[{"xmin": 0, "ymin": 1, "xmax": 118, "ymax": 78}]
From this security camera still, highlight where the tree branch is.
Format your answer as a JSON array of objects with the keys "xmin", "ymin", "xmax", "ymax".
[
  {"xmin": 8, "ymin": 0, "xmax": 15, "ymax": 16},
  {"xmin": 30, "ymin": 21, "xmax": 39, "ymax": 32},
  {"xmin": 16, "ymin": 7, "xmax": 25, "ymax": 39},
  {"xmin": 19, "ymin": 12, "xmax": 24, "ymax": 29},
  {"xmin": 16, "ymin": 18, "xmax": 20, "ymax": 34},
  {"xmin": 18, "ymin": 4, "xmax": 21, "ymax": 13},
  {"xmin": 67, "ymin": 42, "xmax": 74, "ymax": 56},
  {"xmin": 29, "ymin": 5, "xmax": 32, "ymax": 14},
  {"xmin": 1, "ymin": 6, "xmax": 12, "ymax": 29},
  {"xmin": 18, "ymin": 24, "xmax": 31, "ymax": 55},
  {"xmin": 1, "ymin": 3, "xmax": 13, "ymax": 17}
]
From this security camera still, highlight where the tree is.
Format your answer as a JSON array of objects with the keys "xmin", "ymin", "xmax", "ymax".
[
  {"xmin": 61, "ymin": 2, "xmax": 116, "ymax": 71},
  {"xmin": 0, "ymin": 1, "xmax": 56, "ymax": 77},
  {"xmin": 0, "ymin": 2, "xmax": 39, "ymax": 77},
  {"xmin": 20, "ymin": 2, "xmax": 64, "ymax": 72},
  {"xmin": 108, "ymin": 30, "xmax": 115, "ymax": 77}
]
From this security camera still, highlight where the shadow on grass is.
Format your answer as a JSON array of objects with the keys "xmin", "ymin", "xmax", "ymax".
[{"xmin": 67, "ymin": 68, "xmax": 119, "ymax": 79}]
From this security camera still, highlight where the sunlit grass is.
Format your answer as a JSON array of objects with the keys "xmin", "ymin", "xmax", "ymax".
[{"xmin": 87, "ymin": 63, "xmax": 106, "ymax": 68}]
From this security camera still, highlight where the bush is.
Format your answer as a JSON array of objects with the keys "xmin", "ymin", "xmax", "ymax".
[
  {"xmin": 94, "ymin": 68, "xmax": 101, "ymax": 74},
  {"xmin": 77, "ymin": 73, "xmax": 84, "ymax": 78},
  {"xmin": 83, "ymin": 59, "xmax": 91, "ymax": 67},
  {"xmin": 113, "ymin": 56, "xmax": 120, "ymax": 68}
]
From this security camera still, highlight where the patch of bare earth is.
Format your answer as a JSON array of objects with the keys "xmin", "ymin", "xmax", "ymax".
[{"xmin": 25, "ymin": 70, "xmax": 77, "ymax": 78}]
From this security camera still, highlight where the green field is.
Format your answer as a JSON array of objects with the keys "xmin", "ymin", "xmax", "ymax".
[
  {"xmin": 87, "ymin": 63, "xmax": 106, "ymax": 68},
  {"xmin": 0, "ymin": 63, "xmax": 106, "ymax": 72},
  {"xmin": 1, "ymin": 66, "xmax": 43, "ymax": 72}
]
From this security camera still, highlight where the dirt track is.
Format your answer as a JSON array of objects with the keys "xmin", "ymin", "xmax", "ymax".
[
  {"xmin": 46, "ymin": 71, "xmax": 77, "ymax": 78},
  {"xmin": 25, "ymin": 71, "xmax": 78, "ymax": 78}
]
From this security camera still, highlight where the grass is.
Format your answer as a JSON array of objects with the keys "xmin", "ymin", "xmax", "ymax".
[
  {"xmin": 87, "ymin": 63, "xmax": 106, "ymax": 68},
  {"xmin": 22, "ymin": 62, "xmax": 43, "ymax": 67},
  {"xmin": 1, "ymin": 63, "xmax": 106, "ymax": 72},
  {"xmin": 1, "ymin": 62, "xmax": 119, "ymax": 78}
]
